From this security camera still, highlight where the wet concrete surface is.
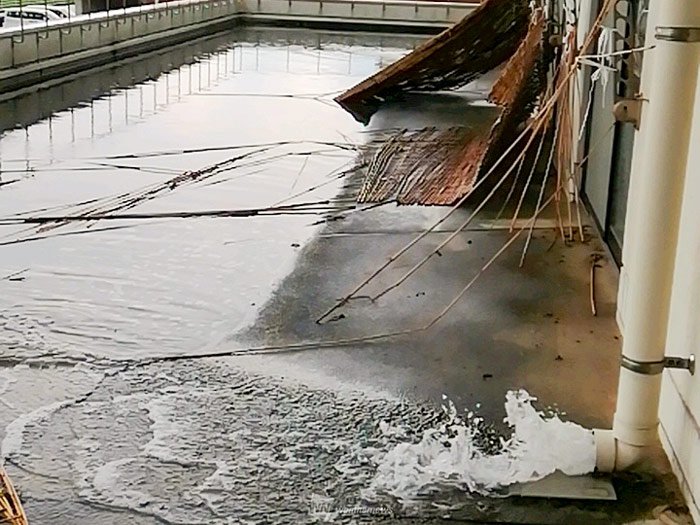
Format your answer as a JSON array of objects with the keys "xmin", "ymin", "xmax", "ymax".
[
  {"xmin": 232, "ymin": 176, "xmax": 690, "ymax": 523},
  {"xmin": 0, "ymin": 25, "xmax": 690, "ymax": 525},
  {"xmin": 238, "ymin": 179, "xmax": 620, "ymax": 430}
]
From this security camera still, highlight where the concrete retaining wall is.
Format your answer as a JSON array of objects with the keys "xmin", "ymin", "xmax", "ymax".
[
  {"xmin": 0, "ymin": 0, "xmax": 476, "ymax": 96},
  {"xmin": 241, "ymin": 0, "xmax": 470, "ymax": 28}
]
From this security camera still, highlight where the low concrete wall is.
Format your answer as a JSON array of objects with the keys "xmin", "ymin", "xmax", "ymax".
[
  {"xmin": 242, "ymin": 0, "xmax": 470, "ymax": 29},
  {"xmin": 0, "ymin": 0, "xmax": 476, "ymax": 96},
  {"xmin": 0, "ymin": 0, "xmax": 241, "ymax": 94}
]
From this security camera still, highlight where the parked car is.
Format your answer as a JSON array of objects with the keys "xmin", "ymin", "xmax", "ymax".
[
  {"xmin": 24, "ymin": 4, "xmax": 71, "ymax": 17},
  {"xmin": 1, "ymin": 6, "xmax": 64, "ymax": 28}
]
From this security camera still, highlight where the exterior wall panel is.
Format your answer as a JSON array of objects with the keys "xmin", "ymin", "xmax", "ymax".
[{"xmin": 659, "ymin": 65, "xmax": 700, "ymax": 523}]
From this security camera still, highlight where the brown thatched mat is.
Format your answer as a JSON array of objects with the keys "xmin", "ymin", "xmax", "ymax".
[
  {"xmin": 354, "ymin": 11, "xmax": 547, "ymax": 206},
  {"xmin": 356, "ymin": 126, "xmax": 496, "ymax": 205},
  {"xmin": 335, "ymin": 0, "xmax": 530, "ymax": 124}
]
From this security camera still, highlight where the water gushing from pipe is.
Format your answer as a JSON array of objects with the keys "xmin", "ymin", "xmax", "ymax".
[{"xmin": 362, "ymin": 390, "xmax": 596, "ymax": 504}]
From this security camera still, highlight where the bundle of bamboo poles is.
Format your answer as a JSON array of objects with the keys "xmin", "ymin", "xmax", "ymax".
[
  {"xmin": 0, "ymin": 141, "xmax": 361, "ymax": 246},
  {"xmin": 555, "ymin": 28, "xmax": 585, "ymax": 244},
  {"xmin": 0, "ymin": 465, "xmax": 28, "ymax": 525}
]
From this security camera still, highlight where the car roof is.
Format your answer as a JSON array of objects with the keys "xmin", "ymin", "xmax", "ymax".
[
  {"xmin": 27, "ymin": 5, "xmax": 67, "ymax": 14},
  {"xmin": 7, "ymin": 6, "xmax": 57, "ymax": 12},
  {"xmin": 5, "ymin": 6, "xmax": 61, "ymax": 15}
]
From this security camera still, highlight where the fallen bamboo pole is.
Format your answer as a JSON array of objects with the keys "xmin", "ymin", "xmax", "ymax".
[
  {"xmin": 0, "ymin": 201, "xmax": 348, "ymax": 225},
  {"xmin": 314, "ymin": 114, "xmax": 536, "ymax": 324},
  {"xmin": 371, "ymin": 114, "xmax": 550, "ymax": 303},
  {"xmin": 0, "ymin": 465, "xmax": 28, "ymax": 525}
]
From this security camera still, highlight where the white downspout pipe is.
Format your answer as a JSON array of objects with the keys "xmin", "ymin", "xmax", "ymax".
[{"xmin": 593, "ymin": 0, "xmax": 700, "ymax": 471}]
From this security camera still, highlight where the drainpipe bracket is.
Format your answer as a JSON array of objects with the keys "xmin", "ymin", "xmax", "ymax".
[
  {"xmin": 655, "ymin": 26, "xmax": 700, "ymax": 43},
  {"xmin": 620, "ymin": 354, "xmax": 695, "ymax": 375},
  {"xmin": 612, "ymin": 98, "xmax": 643, "ymax": 130},
  {"xmin": 620, "ymin": 355, "xmax": 664, "ymax": 375},
  {"xmin": 664, "ymin": 354, "xmax": 695, "ymax": 375}
]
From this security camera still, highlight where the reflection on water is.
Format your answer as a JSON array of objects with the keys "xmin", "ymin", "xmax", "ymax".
[
  {"xmin": 0, "ymin": 27, "xmax": 424, "ymax": 361},
  {"xmin": 0, "ymin": 29, "xmax": 422, "ymax": 134}
]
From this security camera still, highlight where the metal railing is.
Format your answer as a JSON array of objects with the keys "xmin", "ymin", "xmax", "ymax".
[
  {"xmin": 0, "ymin": 0, "xmax": 240, "ymax": 69},
  {"xmin": 0, "ymin": 0, "xmax": 475, "ymax": 77}
]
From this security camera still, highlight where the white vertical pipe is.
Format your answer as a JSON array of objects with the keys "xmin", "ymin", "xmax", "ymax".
[
  {"xmin": 616, "ymin": 0, "xmax": 659, "ymax": 333},
  {"xmin": 596, "ymin": 0, "xmax": 700, "ymax": 470}
]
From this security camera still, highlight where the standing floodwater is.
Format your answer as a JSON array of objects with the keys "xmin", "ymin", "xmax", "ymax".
[
  {"xmin": 0, "ymin": 27, "xmax": 602, "ymax": 525},
  {"xmin": 0, "ymin": 28, "xmax": 421, "ymax": 361}
]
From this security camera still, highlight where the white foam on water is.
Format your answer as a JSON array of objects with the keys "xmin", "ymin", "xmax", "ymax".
[
  {"xmin": 0, "ymin": 369, "xmax": 18, "ymax": 410},
  {"xmin": 1, "ymin": 399, "xmax": 75, "ymax": 460},
  {"xmin": 142, "ymin": 393, "xmax": 186, "ymax": 463},
  {"xmin": 228, "ymin": 357, "xmax": 399, "ymax": 402},
  {"xmin": 86, "ymin": 456, "xmax": 155, "ymax": 511},
  {"xmin": 92, "ymin": 457, "xmax": 134, "ymax": 493},
  {"xmin": 362, "ymin": 389, "xmax": 596, "ymax": 504},
  {"xmin": 197, "ymin": 460, "xmax": 237, "ymax": 510}
]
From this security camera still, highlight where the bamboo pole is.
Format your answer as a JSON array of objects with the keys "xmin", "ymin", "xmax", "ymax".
[{"xmin": 0, "ymin": 465, "xmax": 28, "ymax": 525}]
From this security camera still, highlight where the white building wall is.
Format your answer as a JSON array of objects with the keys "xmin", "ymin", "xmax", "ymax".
[{"xmin": 657, "ymin": 64, "xmax": 700, "ymax": 523}]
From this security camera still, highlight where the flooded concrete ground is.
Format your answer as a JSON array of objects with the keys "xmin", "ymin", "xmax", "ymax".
[
  {"xmin": 0, "ymin": 28, "xmax": 424, "ymax": 360},
  {"xmin": 0, "ymin": 26, "xmax": 688, "ymax": 525}
]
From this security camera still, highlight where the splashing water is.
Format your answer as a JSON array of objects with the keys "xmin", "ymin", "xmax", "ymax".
[{"xmin": 362, "ymin": 390, "xmax": 596, "ymax": 504}]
